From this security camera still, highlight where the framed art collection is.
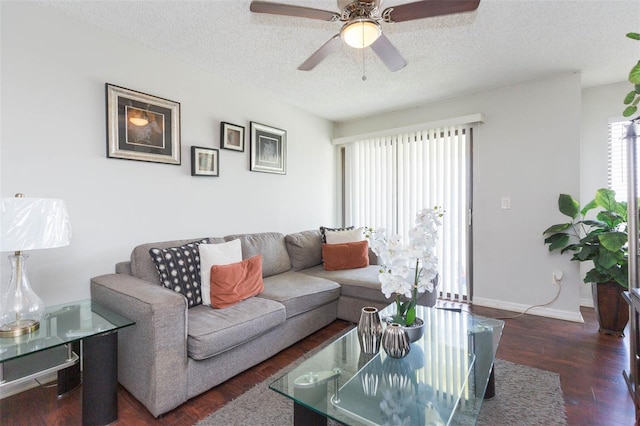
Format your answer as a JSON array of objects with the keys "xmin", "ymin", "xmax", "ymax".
[
  {"xmin": 220, "ymin": 122, "xmax": 245, "ymax": 152},
  {"xmin": 250, "ymin": 122, "xmax": 287, "ymax": 174},
  {"xmin": 105, "ymin": 84, "xmax": 181, "ymax": 165},
  {"xmin": 191, "ymin": 146, "xmax": 219, "ymax": 177},
  {"xmin": 105, "ymin": 83, "xmax": 287, "ymax": 177}
]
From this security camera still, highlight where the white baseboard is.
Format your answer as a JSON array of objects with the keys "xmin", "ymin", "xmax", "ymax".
[
  {"xmin": 473, "ymin": 297, "xmax": 585, "ymax": 323},
  {"xmin": 0, "ymin": 371, "xmax": 57, "ymax": 400},
  {"xmin": 580, "ymin": 297, "xmax": 594, "ymax": 308}
]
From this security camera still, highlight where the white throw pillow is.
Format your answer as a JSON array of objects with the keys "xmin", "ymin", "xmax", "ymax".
[
  {"xmin": 199, "ymin": 239, "xmax": 242, "ymax": 306},
  {"xmin": 325, "ymin": 227, "xmax": 364, "ymax": 244}
]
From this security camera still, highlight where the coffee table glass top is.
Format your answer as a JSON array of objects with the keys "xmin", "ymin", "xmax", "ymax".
[
  {"xmin": 0, "ymin": 299, "xmax": 134, "ymax": 363},
  {"xmin": 270, "ymin": 304, "xmax": 504, "ymax": 426}
]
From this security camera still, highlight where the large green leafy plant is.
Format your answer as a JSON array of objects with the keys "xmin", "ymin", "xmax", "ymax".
[
  {"xmin": 623, "ymin": 32, "xmax": 640, "ymax": 120},
  {"xmin": 543, "ymin": 188, "xmax": 628, "ymax": 288}
]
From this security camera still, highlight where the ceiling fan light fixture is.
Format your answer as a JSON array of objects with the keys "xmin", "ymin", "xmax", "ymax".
[{"xmin": 341, "ymin": 19, "xmax": 381, "ymax": 49}]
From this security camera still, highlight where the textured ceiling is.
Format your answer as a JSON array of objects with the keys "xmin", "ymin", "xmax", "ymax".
[{"xmin": 45, "ymin": 0, "xmax": 640, "ymax": 122}]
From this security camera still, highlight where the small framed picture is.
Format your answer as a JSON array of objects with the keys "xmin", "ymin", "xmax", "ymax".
[
  {"xmin": 250, "ymin": 122, "xmax": 286, "ymax": 174},
  {"xmin": 221, "ymin": 122, "xmax": 245, "ymax": 152},
  {"xmin": 191, "ymin": 146, "xmax": 219, "ymax": 177},
  {"xmin": 105, "ymin": 84, "xmax": 180, "ymax": 165}
]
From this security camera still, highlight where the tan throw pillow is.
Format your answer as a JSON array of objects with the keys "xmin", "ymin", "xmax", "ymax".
[
  {"xmin": 319, "ymin": 226, "xmax": 354, "ymax": 243},
  {"xmin": 324, "ymin": 227, "xmax": 364, "ymax": 244},
  {"xmin": 322, "ymin": 240, "xmax": 370, "ymax": 271},
  {"xmin": 209, "ymin": 255, "xmax": 264, "ymax": 309}
]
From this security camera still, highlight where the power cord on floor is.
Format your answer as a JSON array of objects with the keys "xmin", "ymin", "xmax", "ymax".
[{"xmin": 492, "ymin": 282, "xmax": 563, "ymax": 320}]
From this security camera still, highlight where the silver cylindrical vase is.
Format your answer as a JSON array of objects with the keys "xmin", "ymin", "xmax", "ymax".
[
  {"xmin": 382, "ymin": 323, "xmax": 411, "ymax": 359},
  {"xmin": 357, "ymin": 306, "xmax": 383, "ymax": 354}
]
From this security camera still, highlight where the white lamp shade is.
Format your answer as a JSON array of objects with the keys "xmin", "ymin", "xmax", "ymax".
[{"xmin": 0, "ymin": 197, "xmax": 72, "ymax": 251}]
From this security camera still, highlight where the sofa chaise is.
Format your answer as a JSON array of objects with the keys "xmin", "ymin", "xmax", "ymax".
[{"xmin": 90, "ymin": 229, "xmax": 436, "ymax": 418}]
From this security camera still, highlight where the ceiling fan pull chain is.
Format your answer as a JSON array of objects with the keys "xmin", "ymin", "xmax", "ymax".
[
  {"xmin": 362, "ymin": 51, "xmax": 367, "ymax": 81},
  {"xmin": 362, "ymin": 23, "xmax": 367, "ymax": 81}
]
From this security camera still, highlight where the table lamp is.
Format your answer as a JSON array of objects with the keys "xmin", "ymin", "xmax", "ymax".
[{"xmin": 0, "ymin": 194, "xmax": 71, "ymax": 337}]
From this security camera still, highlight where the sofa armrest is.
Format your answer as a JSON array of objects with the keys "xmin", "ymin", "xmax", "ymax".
[{"xmin": 90, "ymin": 273, "xmax": 189, "ymax": 418}]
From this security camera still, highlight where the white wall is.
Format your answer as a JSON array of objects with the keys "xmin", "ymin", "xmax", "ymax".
[
  {"xmin": 0, "ymin": 2, "xmax": 336, "ymax": 306},
  {"xmin": 335, "ymin": 73, "xmax": 584, "ymax": 321},
  {"xmin": 580, "ymin": 82, "xmax": 633, "ymax": 306}
]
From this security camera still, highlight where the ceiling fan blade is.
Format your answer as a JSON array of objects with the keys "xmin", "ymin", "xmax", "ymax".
[
  {"xmin": 250, "ymin": 1, "xmax": 340, "ymax": 21},
  {"xmin": 371, "ymin": 34, "xmax": 406, "ymax": 72},
  {"xmin": 382, "ymin": 0, "xmax": 480, "ymax": 23},
  {"xmin": 298, "ymin": 35, "xmax": 342, "ymax": 71}
]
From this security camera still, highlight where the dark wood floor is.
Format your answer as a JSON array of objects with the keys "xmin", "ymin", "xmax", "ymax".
[{"xmin": 1, "ymin": 304, "xmax": 636, "ymax": 425}]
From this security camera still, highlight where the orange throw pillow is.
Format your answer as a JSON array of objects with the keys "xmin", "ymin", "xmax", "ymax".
[
  {"xmin": 209, "ymin": 255, "xmax": 264, "ymax": 309},
  {"xmin": 322, "ymin": 240, "xmax": 369, "ymax": 271}
]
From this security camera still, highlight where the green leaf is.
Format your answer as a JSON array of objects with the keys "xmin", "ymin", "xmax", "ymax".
[
  {"xmin": 581, "ymin": 199, "xmax": 598, "ymax": 216},
  {"xmin": 595, "ymin": 188, "xmax": 618, "ymax": 211},
  {"xmin": 599, "ymin": 232, "xmax": 628, "ymax": 252},
  {"xmin": 405, "ymin": 306, "xmax": 416, "ymax": 326},
  {"xmin": 636, "ymin": 84, "xmax": 640, "ymax": 94},
  {"xmin": 631, "ymin": 62, "xmax": 640, "ymax": 85},
  {"xmin": 616, "ymin": 201, "xmax": 628, "ymax": 219},
  {"xmin": 581, "ymin": 219, "xmax": 607, "ymax": 228},
  {"xmin": 558, "ymin": 194, "xmax": 579, "ymax": 218},
  {"xmin": 627, "ymin": 32, "xmax": 640, "ymax": 41},
  {"xmin": 624, "ymin": 106, "xmax": 638, "ymax": 117},
  {"xmin": 625, "ymin": 91, "xmax": 637, "ymax": 104},
  {"xmin": 560, "ymin": 243, "xmax": 581, "ymax": 254},
  {"xmin": 542, "ymin": 223, "xmax": 571, "ymax": 234},
  {"xmin": 544, "ymin": 233, "xmax": 570, "ymax": 251},
  {"xmin": 595, "ymin": 249, "xmax": 619, "ymax": 269}
]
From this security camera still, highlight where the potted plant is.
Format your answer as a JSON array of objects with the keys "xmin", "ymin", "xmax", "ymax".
[
  {"xmin": 367, "ymin": 207, "xmax": 443, "ymax": 342},
  {"xmin": 623, "ymin": 32, "xmax": 640, "ymax": 121},
  {"xmin": 542, "ymin": 188, "xmax": 629, "ymax": 336}
]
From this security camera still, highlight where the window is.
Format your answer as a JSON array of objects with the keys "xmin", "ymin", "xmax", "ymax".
[
  {"xmin": 608, "ymin": 120, "xmax": 636, "ymax": 201},
  {"xmin": 343, "ymin": 124, "xmax": 473, "ymax": 302}
]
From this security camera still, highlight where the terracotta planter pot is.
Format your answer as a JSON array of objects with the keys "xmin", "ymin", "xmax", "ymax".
[{"xmin": 592, "ymin": 281, "xmax": 629, "ymax": 337}]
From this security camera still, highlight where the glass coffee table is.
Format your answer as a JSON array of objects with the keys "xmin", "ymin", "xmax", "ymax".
[{"xmin": 270, "ymin": 304, "xmax": 504, "ymax": 425}]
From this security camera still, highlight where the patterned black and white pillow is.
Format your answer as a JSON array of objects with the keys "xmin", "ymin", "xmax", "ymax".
[
  {"xmin": 319, "ymin": 226, "xmax": 355, "ymax": 243},
  {"xmin": 149, "ymin": 239, "xmax": 208, "ymax": 308}
]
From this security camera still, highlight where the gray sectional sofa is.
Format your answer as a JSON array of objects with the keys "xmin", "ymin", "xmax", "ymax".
[{"xmin": 90, "ymin": 229, "xmax": 436, "ymax": 418}]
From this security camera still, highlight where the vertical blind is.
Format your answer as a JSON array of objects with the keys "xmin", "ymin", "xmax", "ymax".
[
  {"xmin": 344, "ymin": 124, "xmax": 472, "ymax": 302},
  {"xmin": 608, "ymin": 120, "xmax": 637, "ymax": 201}
]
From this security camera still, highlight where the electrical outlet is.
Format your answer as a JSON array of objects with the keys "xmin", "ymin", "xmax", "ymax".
[{"xmin": 552, "ymin": 270, "xmax": 563, "ymax": 285}]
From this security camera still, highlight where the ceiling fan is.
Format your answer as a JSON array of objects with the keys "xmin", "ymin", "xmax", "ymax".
[{"xmin": 249, "ymin": 0, "xmax": 480, "ymax": 72}]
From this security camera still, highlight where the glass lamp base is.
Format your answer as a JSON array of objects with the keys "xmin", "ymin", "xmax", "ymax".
[{"xmin": 0, "ymin": 319, "xmax": 40, "ymax": 338}]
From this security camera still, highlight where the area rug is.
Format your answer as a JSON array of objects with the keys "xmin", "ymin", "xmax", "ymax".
[{"xmin": 197, "ymin": 333, "xmax": 566, "ymax": 426}]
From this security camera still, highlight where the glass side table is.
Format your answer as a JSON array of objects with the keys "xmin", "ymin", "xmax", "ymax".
[{"xmin": 0, "ymin": 299, "xmax": 134, "ymax": 426}]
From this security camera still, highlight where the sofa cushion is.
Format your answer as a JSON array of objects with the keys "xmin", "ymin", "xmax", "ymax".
[
  {"xmin": 324, "ymin": 227, "xmax": 365, "ymax": 244},
  {"xmin": 285, "ymin": 230, "xmax": 323, "ymax": 270},
  {"xmin": 223, "ymin": 232, "xmax": 291, "ymax": 278},
  {"xmin": 322, "ymin": 240, "xmax": 370, "ymax": 271},
  {"xmin": 130, "ymin": 237, "xmax": 225, "ymax": 283},
  {"xmin": 319, "ymin": 225, "xmax": 354, "ymax": 243},
  {"xmin": 209, "ymin": 255, "xmax": 264, "ymax": 309},
  {"xmin": 257, "ymin": 270, "xmax": 341, "ymax": 318},
  {"xmin": 200, "ymin": 239, "xmax": 242, "ymax": 306},
  {"xmin": 302, "ymin": 264, "xmax": 393, "ymax": 304},
  {"xmin": 187, "ymin": 297, "xmax": 286, "ymax": 360},
  {"xmin": 149, "ymin": 239, "xmax": 209, "ymax": 307}
]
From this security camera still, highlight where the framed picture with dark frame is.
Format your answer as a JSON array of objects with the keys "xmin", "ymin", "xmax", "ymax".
[
  {"xmin": 106, "ymin": 83, "xmax": 181, "ymax": 165},
  {"xmin": 220, "ymin": 122, "xmax": 245, "ymax": 152},
  {"xmin": 191, "ymin": 146, "xmax": 219, "ymax": 177},
  {"xmin": 250, "ymin": 122, "xmax": 286, "ymax": 174}
]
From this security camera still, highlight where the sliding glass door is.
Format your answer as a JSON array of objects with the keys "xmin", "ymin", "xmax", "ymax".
[{"xmin": 342, "ymin": 124, "xmax": 473, "ymax": 302}]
